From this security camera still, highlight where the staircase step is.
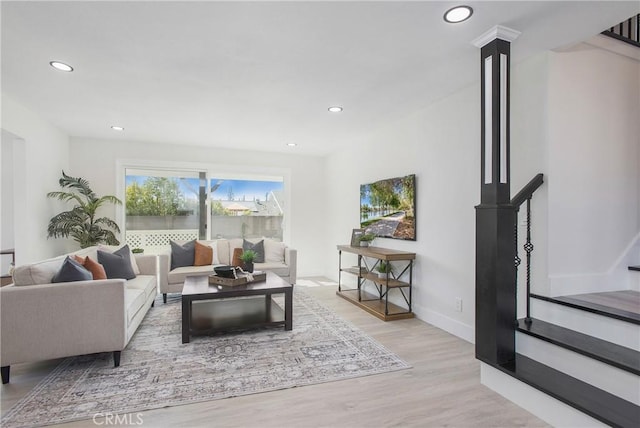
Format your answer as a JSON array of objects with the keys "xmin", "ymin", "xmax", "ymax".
[
  {"xmin": 531, "ymin": 293, "xmax": 640, "ymax": 325},
  {"xmin": 629, "ymin": 266, "xmax": 640, "ymax": 272},
  {"xmin": 497, "ymin": 354, "xmax": 640, "ymax": 427},
  {"xmin": 517, "ymin": 318, "xmax": 640, "ymax": 375}
]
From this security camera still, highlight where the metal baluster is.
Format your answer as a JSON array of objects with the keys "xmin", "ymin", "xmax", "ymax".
[
  {"xmin": 524, "ymin": 198, "xmax": 534, "ymax": 324},
  {"xmin": 514, "ymin": 209, "xmax": 521, "ymax": 325}
]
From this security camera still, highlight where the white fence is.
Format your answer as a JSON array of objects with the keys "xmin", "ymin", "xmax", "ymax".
[{"xmin": 125, "ymin": 229, "xmax": 199, "ymax": 250}]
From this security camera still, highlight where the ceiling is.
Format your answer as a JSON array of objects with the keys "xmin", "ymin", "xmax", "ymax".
[{"xmin": 2, "ymin": 1, "xmax": 638, "ymax": 156}]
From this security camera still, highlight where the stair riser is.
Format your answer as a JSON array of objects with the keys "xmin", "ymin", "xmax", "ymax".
[
  {"xmin": 517, "ymin": 332, "xmax": 640, "ymax": 405},
  {"xmin": 480, "ymin": 363, "xmax": 607, "ymax": 428},
  {"xmin": 531, "ymin": 299, "xmax": 640, "ymax": 351}
]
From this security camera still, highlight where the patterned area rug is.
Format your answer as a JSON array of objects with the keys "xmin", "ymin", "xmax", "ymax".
[{"xmin": 2, "ymin": 290, "xmax": 410, "ymax": 428}]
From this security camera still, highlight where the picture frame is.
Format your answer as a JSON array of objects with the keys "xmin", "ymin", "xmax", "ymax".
[{"xmin": 350, "ymin": 229, "xmax": 364, "ymax": 247}]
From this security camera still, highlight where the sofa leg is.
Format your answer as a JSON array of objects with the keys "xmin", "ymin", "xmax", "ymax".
[
  {"xmin": 113, "ymin": 351, "xmax": 121, "ymax": 367},
  {"xmin": 151, "ymin": 300, "xmax": 155, "ymax": 308},
  {"xmin": 163, "ymin": 293, "xmax": 167, "ymax": 304},
  {"xmin": 1, "ymin": 366, "xmax": 9, "ymax": 384}
]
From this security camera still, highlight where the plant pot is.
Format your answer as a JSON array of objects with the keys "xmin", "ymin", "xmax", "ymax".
[
  {"xmin": 360, "ymin": 241, "xmax": 369, "ymax": 247},
  {"xmin": 242, "ymin": 262, "xmax": 254, "ymax": 273},
  {"xmin": 377, "ymin": 272, "xmax": 388, "ymax": 279}
]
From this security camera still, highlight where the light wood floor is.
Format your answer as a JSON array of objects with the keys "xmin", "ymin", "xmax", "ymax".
[{"xmin": 1, "ymin": 279, "xmax": 548, "ymax": 428}]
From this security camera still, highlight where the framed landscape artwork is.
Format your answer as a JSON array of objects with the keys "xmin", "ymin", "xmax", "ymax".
[{"xmin": 360, "ymin": 174, "xmax": 416, "ymax": 241}]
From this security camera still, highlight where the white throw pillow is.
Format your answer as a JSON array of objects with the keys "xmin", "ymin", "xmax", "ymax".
[
  {"xmin": 98, "ymin": 244, "xmax": 140, "ymax": 274},
  {"xmin": 263, "ymin": 239, "xmax": 285, "ymax": 263},
  {"xmin": 208, "ymin": 241, "xmax": 221, "ymax": 265}
]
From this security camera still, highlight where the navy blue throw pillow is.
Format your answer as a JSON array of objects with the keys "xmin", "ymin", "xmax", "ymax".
[
  {"xmin": 170, "ymin": 240, "xmax": 196, "ymax": 270},
  {"xmin": 52, "ymin": 256, "xmax": 93, "ymax": 283},
  {"xmin": 243, "ymin": 239, "xmax": 265, "ymax": 263},
  {"xmin": 98, "ymin": 246, "xmax": 137, "ymax": 280}
]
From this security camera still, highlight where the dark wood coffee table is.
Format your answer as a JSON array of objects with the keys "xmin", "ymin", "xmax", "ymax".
[{"xmin": 181, "ymin": 271, "xmax": 293, "ymax": 343}]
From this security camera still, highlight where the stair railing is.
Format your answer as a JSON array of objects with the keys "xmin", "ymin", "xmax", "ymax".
[
  {"xmin": 511, "ymin": 173, "xmax": 544, "ymax": 324},
  {"xmin": 602, "ymin": 14, "xmax": 640, "ymax": 47}
]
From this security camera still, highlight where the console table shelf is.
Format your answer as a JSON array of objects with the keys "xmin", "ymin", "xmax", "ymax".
[{"xmin": 337, "ymin": 245, "xmax": 415, "ymax": 321}]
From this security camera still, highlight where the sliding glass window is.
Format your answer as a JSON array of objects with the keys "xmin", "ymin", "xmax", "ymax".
[
  {"xmin": 124, "ymin": 168, "xmax": 207, "ymax": 250},
  {"xmin": 209, "ymin": 175, "xmax": 284, "ymax": 240}
]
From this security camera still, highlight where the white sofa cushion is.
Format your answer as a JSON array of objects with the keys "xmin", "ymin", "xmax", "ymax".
[
  {"xmin": 12, "ymin": 255, "xmax": 66, "ymax": 286},
  {"xmin": 125, "ymin": 288, "xmax": 147, "ymax": 325},
  {"xmin": 126, "ymin": 274, "xmax": 156, "ymax": 300},
  {"xmin": 254, "ymin": 262, "xmax": 289, "ymax": 278}
]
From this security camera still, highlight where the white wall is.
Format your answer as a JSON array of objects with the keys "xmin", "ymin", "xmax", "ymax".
[
  {"xmin": 324, "ymin": 85, "xmax": 480, "ymax": 343},
  {"xmin": 68, "ymin": 137, "xmax": 326, "ymax": 277},
  {"xmin": 1, "ymin": 95, "xmax": 70, "ymax": 263},
  {"xmin": 547, "ymin": 41, "xmax": 640, "ymax": 295},
  {"xmin": 511, "ymin": 52, "xmax": 551, "ymax": 299},
  {"xmin": 1, "ymin": 130, "xmax": 16, "ymax": 274}
]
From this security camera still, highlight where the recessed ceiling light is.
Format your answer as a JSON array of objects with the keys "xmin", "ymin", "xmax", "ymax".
[
  {"xmin": 111, "ymin": 125, "xmax": 125, "ymax": 131},
  {"xmin": 286, "ymin": 143, "xmax": 297, "ymax": 147},
  {"xmin": 49, "ymin": 61, "xmax": 74, "ymax": 72},
  {"xmin": 444, "ymin": 6, "xmax": 473, "ymax": 23},
  {"xmin": 328, "ymin": 106, "xmax": 343, "ymax": 113}
]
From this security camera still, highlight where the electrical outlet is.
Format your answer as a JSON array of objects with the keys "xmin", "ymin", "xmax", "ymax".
[{"xmin": 455, "ymin": 298, "xmax": 463, "ymax": 312}]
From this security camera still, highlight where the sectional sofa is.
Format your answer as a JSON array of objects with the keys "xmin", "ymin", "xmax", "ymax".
[{"xmin": 0, "ymin": 245, "xmax": 157, "ymax": 384}]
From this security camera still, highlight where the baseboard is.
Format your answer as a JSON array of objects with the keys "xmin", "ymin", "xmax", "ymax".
[{"xmin": 413, "ymin": 303, "xmax": 475, "ymax": 344}]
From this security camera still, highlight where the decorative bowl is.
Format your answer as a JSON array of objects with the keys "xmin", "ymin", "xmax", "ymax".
[{"xmin": 214, "ymin": 265, "xmax": 237, "ymax": 278}]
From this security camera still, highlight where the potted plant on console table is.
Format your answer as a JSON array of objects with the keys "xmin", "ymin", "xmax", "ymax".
[
  {"xmin": 359, "ymin": 233, "xmax": 376, "ymax": 247},
  {"xmin": 376, "ymin": 260, "xmax": 392, "ymax": 279}
]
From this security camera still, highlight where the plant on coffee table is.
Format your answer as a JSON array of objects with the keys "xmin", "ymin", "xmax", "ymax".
[{"xmin": 240, "ymin": 249, "xmax": 257, "ymax": 273}]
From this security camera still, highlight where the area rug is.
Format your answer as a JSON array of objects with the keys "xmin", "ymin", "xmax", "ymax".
[{"xmin": 2, "ymin": 290, "xmax": 410, "ymax": 428}]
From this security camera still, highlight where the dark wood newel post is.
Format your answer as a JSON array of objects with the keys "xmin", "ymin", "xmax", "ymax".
[{"xmin": 473, "ymin": 26, "xmax": 521, "ymax": 366}]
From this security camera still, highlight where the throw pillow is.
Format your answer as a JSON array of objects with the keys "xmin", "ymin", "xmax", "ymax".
[
  {"xmin": 170, "ymin": 240, "xmax": 196, "ymax": 270},
  {"xmin": 98, "ymin": 244, "xmax": 140, "ymax": 274},
  {"xmin": 98, "ymin": 247, "xmax": 137, "ymax": 280},
  {"xmin": 209, "ymin": 241, "xmax": 221, "ymax": 264},
  {"xmin": 263, "ymin": 239, "xmax": 285, "ymax": 263},
  {"xmin": 52, "ymin": 256, "xmax": 93, "ymax": 283},
  {"xmin": 243, "ymin": 239, "xmax": 265, "ymax": 263},
  {"xmin": 194, "ymin": 241, "xmax": 213, "ymax": 266},
  {"xmin": 231, "ymin": 247, "xmax": 244, "ymax": 267},
  {"xmin": 73, "ymin": 255, "xmax": 107, "ymax": 280}
]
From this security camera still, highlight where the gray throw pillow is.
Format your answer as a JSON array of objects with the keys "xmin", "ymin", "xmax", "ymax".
[
  {"xmin": 98, "ymin": 245, "xmax": 137, "ymax": 280},
  {"xmin": 52, "ymin": 256, "xmax": 93, "ymax": 283},
  {"xmin": 170, "ymin": 240, "xmax": 196, "ymax": 270},
  {"xmin": 243, "ymin": 239, "xmax": 265, "ymax": 263}
]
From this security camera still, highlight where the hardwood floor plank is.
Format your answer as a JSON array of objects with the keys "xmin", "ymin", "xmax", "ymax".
[{"xmin": 2, "ymin": 281, "xmax": 548, "ymax": 427}]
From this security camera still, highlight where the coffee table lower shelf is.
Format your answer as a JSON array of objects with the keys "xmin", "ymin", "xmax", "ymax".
[
  {"xmin": 189, "ymin": 297, "xmax": 286, "ymax": 337},
  {"xmin": 336, "ymin": 289, "xmax": 414, "ymax": 321}
]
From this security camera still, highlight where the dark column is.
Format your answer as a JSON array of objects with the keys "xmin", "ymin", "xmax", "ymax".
[{"xmin": 473, "ymin": 27, "xmax": 520, "ymax": 366}]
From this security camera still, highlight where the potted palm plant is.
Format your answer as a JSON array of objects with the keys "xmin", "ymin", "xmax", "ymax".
[
  {"xmin": 240, "ymin": 249, "xmax": 257, "ymax": 273},
  {"xmin": 47, "ymin": 171, "xmax": 122, "ymax": 248}
]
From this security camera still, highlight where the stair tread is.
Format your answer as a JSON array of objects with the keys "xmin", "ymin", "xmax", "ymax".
[
  {"xmin": 498, "ymin": 354, "xmax": 640, "ymax": 427},
  {"xmin": 531, "ymin": 293, "xmax": 640, "ymax": 325},
  {"xmin": 517, "ymin": 318, "xmax": 640, "ymax": 375},
  {"xmin": 629, "ymin": 266, "xmax": 640, "ymax": 272}
]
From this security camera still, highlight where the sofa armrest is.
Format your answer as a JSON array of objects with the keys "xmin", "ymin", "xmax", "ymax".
[
  {"xmin": 1, "ymin": 280, "xmax": 126, "ymax": 366},
  {"xmin": 285, "ymin": 247, "xmax": 297, "ymax": 285},
  {"xmin": 157, "ymin": 253, "xmax": 170, "ymax": 292},
  {"xmin": 134, "ymin": 254, "xmax": 158, "ymax": 276}
]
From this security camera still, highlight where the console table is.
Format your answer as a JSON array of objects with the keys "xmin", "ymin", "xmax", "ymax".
[{"xmin": 337, "ymin": 245, "xmax": 415, "ymax": 321}]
